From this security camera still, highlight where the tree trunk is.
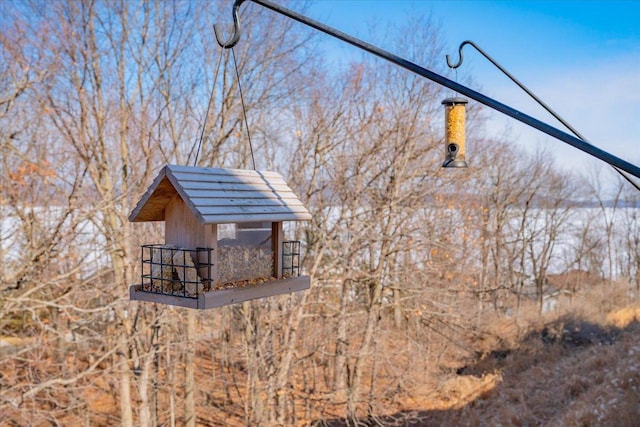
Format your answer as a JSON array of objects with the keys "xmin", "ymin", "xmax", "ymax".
[
  {"xmin": 184, "ymin": 311, "xmax": 196, "ymax": 427},
  {"xmin": 117, "ymin": 328, "xmax": 134, "ymax": 427},
  {"xmin": 346, "ymin": 280, "xmax": 383, "ymax": 421},
  {"xmin": 392, "ymin": 287, "xmax": 403, "ymax": 329},
  {"xmin": 273, "ymin": 293, "xmax": 308, "ymax": 425},
  {"xmin": 333, "ymin": 278, "xmax": 350, "ymax": 394},
  {"xmin": 168, "ymin": 340, "xmax": 176, "ymax": 427},
  {"xmin": 138, "ymin": 349, "xmax": 154, "ymax": 427}
]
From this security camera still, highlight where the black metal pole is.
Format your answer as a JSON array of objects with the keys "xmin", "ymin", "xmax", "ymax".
[{"xmin": 225, "ymin": 0, "xmax": 640, "ymax": 179}]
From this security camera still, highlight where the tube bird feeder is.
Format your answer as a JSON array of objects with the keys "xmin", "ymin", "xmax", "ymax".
[{"xmin": 442, "ymin": 97, "xmax": 468, "ymax": 168}]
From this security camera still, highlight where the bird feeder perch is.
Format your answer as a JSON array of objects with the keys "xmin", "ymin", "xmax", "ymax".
[
  {"xmin": 128, "ymin": 164, "xmax": 311, "ymax": 309},
  {"xmin": 442, "ymin": 97, "xmax": 468, "ymax": 168}
]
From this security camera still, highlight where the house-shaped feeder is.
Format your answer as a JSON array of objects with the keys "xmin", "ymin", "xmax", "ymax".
[{"xmin": 128, "ymin": 164, "xmax": 311, "ymax": 309}]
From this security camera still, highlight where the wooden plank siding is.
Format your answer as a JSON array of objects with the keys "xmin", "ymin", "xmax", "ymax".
[
  {"xmin": 181, "ymin": 190, "xmax": 302, "ymax": 200},
  {"xmin": 188, "ymin": 197, "xmax": 306, "ymax": 207},
  {"xmin": 129, "ymin": 165, "xmax": 311, "ymax": 224},
  {"xmin": 273, "ymin": 222, "xmax": 284, "ymax": 279},
  {"xmin": 172, "ymin": 181, "xmax": 294, "ymax": 192},
  {"xmin": 168, "ymin": 164, "xmax": 284, "ymax": 178}
]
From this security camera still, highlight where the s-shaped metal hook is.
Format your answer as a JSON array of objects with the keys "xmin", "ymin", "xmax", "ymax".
[
  {"xmin": 214, "ymin": 0, "xmax": 246, "ymax": 48},
  {"xmin": 446, "ymin": 40, "xmax": 474, "ymax": 69}
]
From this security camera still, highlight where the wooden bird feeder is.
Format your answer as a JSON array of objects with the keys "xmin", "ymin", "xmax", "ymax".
[{"xmin": 128, "ymin": 164, "xmax": 311, "ymax": 309}]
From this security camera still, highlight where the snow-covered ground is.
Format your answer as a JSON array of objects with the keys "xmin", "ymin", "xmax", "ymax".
[{"xmin": 1, "ymin": 204, "xmax": 637, "ymax": 282}]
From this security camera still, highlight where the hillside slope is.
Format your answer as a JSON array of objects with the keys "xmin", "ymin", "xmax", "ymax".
[{"xmin": 319, "ymin": 307, "xmax": 640, "ymax": 426}]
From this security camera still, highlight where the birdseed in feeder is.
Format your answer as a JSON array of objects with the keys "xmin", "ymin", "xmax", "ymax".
[
  {"xmin": 217, "ymin": 240, "xmax": 275, "ymax": 285},
  {"xmin": 442, "ymin": 97, "xmax": 468, "ymax": 167}
]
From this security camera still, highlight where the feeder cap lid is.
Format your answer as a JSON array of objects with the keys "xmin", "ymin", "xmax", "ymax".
[{"xmin": 442, "ymin": 97, "xmax": 468, "ymax": 106}]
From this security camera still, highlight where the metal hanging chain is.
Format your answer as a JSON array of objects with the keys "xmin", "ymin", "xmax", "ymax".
[
  {"xmin": 231, "ymin": 46, "xmax": 256, "ymax": 170},
  {"xmin": 193, "ymin": 45, "xmax": 225, "ymax": 166}
]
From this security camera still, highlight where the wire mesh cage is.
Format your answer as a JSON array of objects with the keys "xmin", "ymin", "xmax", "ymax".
[
  {"xmin": 140, "ymin": 244, "xmax": 213, "ymax": 298},
  {"xmin": 282, "ymin": 240, "xmax": 301, "ymax": 278}
]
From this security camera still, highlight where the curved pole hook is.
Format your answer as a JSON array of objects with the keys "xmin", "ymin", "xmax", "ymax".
[
  {"xmin": 214, "ymin": 0, "xmax": 246, "ymax": 48},
  {"xmin": 445, "ymin": 40, "xmax": 475, "ymax": 69}
]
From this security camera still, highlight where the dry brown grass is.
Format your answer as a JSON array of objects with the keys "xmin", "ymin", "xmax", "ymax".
[
  {"xmin": 368, "ymin": 281, "xmax": 640, "ymax": 426},
  {"xmin": 4, "ymin": 280, "xmax": 639, "ymax": 426},
  {"xmin": 606, "ymin": 305, "xmax": 640, "ymax": 328},
  {"xmin": 190, "ymin": 282, "xmax": 640, "ymax": 425}
]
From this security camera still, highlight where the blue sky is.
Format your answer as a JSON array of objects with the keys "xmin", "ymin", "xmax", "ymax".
[{"xmin": 303, "ymin": 0, "xmax": 640, "ymax": 180}]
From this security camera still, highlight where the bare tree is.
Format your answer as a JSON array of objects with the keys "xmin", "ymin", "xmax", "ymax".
[{"xmin": 3, "ymin": 1, "xmax": 638, "ymax": 426}]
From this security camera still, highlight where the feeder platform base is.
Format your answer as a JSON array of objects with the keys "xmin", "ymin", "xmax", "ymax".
[{"xmin": 130, "ymin": 276, "xmax": 310, "ymax": 309}]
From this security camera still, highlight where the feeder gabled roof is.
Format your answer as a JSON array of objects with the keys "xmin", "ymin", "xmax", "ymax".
[{"xmin": 128, "ymin": 165, "xmax": 312, "ymax": 224}]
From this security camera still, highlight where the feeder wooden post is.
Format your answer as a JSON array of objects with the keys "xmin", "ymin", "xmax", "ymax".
[{"xmin": 273, "ymin": 221, "xmax": 284, "ymax": 279}]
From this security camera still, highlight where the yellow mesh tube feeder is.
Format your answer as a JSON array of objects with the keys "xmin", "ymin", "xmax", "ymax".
[{"xmin": 442, "ymin": 97, "xmax": 468, "ymax": 168}]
